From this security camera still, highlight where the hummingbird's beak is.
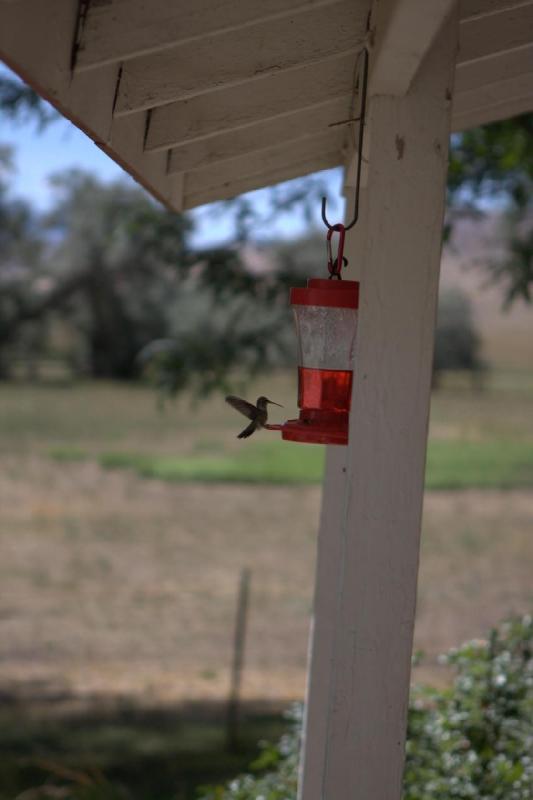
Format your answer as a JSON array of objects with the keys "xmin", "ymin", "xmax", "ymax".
[{"xmin": 267, "ymin": 399, "xmax": 283, "ymax": 407}]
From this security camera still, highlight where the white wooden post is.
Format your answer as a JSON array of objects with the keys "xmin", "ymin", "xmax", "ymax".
[
  {"xmin": 298, "ymin": 189, "xmax": 366, "ymax": 794},
  {"xmin": 299, "ymin": 441, "xmax": 348, "ymax": 792},
  {"xmin": 299, "ymin": 12, "xmax": 458, "ymax": 800}
]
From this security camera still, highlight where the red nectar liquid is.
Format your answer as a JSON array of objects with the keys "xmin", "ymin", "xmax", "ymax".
[{"xmin": 298, "ymin": 367, "xmax": 353, "ymax": 414}]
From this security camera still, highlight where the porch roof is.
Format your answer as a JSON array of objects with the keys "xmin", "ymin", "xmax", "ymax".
[{"xmin": 1, "ymin": 0, "xmax": 532, "ymax": 212}]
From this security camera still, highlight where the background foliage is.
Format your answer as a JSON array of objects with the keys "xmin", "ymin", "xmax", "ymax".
[
  {"xmin": 433, "ymin": 287, "xmax": 484, "ymax": 387},
  {"xmin": 201, "ymin": 616, "xmax": 533, "ymax": 800},
  {"xmin": 0, "ymin": 71, "xmax": 531, "ymax": 394},
  {"xmin": 447, "ymin": 114, "xmax": 533, "ymax": 305}
]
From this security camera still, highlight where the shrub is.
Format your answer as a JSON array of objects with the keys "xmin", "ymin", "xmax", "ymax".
[
  {"xmin": 433, "ymin": 287, "xmax": 485, "ymax": 387},
  {"xmin": 201, "ymin": 615, "xmax": 533, "ymax": 799}
]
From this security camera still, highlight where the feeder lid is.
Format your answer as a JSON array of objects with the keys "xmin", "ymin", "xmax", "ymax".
[{"xmin": 290, "ymin": 278, "xmax": 359, "ymax": 309}]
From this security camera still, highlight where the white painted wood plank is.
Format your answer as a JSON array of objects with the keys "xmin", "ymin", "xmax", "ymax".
[
  {"xmin": 460, "ymin": 0, "xmax": 533, "ymax": 22},
  {"xmin": 453, "ymin": 70, "xmax": 533, "ymax": 116},
  {"xmin": 0, "ymin": 0, "xmax": 77, "ymax": 102},
  {"xmin": 454, "ymin": 43, "xmax": 533, "ymax": 92},
  {"xmin": 182, "ymin": 155, "xmax": 340, "ymax": 209},
  {"xmin": 298, "ymin": 447, "xmax": 349, "ymax": 797},
  {"xmin": 75, "ymin": 0, "xmax": 344, "ymax": 70},
  {"xmin": 309, "ymin": 14, "xmax": 458, "ymax": 799},
  {"xmin": 145, "ymin": 54, "xmax": 357, "ymax": 152},
  {"xmin": 66, "ymin": 67, "xmax": 119, "ymax": 145},
  {"xmin": 369, "ymin": 0, "xmax": 456, "ymax": 95},
  {"xmin": 168, "ymin": 173, "xmax": 185, "ymax": 213},
  {"xmin": 453, "ymin": 93, "xmax": 533, "ymax": 129},
  {"xmin": 107, "ymin": 115, "xmax": 172, "ymax": 207},
  {"xmin": 183, "ymin": 131, "xmax": 344, "ymax": 195},
  {"xmin": 0, "ymin": 0, "xmax": 173, "ymax": 205},
  {"xmin": 114, "ymin": 1, "xmax": 365, "ymax": 115},
  {"xmin": 0, "ymin": 0, "xmax": 117, "ymax": 144},
  {"xmin": 297, "ymin": 190, "xmax": 365, "ymax": 800},
  {"xmin": 168, "ymin": 98, "xmax": 353, "ymax": 173},
  {"xmin": 459, "ymin": 3, "xmax": 533, "ymax": 63}
]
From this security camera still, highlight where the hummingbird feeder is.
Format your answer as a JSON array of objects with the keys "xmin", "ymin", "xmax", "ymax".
[
  {"xmin": 267, "ymin": 48, "xmax": 368, "ymax": 446},
  {"xmin": 279, "ymin": 277, "xmax": 359, "ymax": 445}
]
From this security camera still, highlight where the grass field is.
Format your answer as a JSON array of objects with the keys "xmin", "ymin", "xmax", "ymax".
[
  {"xmin": 48, "ymin": 437, "xmax": 533, "ymax": 488},
  {"xmin": 4, "ymin": 369, "xmax": 533, "ymax": 488},
  {"xmin": 1, "ymin": 369, "xmax": 532, "ymax": 798}
]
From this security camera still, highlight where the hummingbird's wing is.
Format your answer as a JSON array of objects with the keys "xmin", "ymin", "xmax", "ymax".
[
  {"xmin": 237, "ymin": 420, "xmax": 257, "ymax": 439},
  {"xmin": 225, "ymin": 395, "xmax": 257, "ymax": 420}
]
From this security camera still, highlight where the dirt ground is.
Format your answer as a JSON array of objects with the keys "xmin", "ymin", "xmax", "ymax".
[{"xmin": 1, "ymin": 453, "xmax": 532, "ymax": 710}]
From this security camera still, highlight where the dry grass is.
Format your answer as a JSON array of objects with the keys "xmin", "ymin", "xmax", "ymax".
[
  {"xmin": 1, "ymin": 371, "xmax": 532, "ymax": 711},
  {"xmin": 1, "ymin": 452, "xmax": 532, "ymax": 706},
  {"xmin": 1, "ymin": 372, "xmax": 532, "ymax": 799},
  {"xmin": 1, "ymin": 454, "xmax": 318, "ymax": 706},
  {"xmin": 416, "ymin": 488, "xmax": 533, "ymax": 685}
]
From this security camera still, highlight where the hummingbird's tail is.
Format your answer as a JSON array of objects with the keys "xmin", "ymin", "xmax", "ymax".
[{"xmin": 237, "ymin": 421, "xmax": 257, "ymax": 439}]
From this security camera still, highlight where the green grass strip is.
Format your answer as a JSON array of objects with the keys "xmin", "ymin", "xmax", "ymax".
[
  {"xmin": 49, "ymin": 438, "xmax": 533, "ymax": 489},
  {"xmin": 425, "ymin": 440, "xmax": 533, "ymax": 490},
  {"xmin": 99, "ymin": 442, "xmax": 325, "ymax": 485}
]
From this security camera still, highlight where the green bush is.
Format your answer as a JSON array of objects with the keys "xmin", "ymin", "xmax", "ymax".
[
  {"xmin": 201, "ymin": 615, "xmax": 533, "ymax": 799},
  {"xmin": 433, "ymin": 287, "xmax": 485, "ymax": 387}
]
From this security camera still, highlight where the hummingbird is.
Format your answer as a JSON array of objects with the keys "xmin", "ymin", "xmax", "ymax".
[{"xmin": 225, "ymin": 395, "xmax": 283, "ymax": 439}]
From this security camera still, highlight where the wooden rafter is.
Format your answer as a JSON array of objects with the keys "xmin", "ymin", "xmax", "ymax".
[
  {"xmin": 183, "ymin": 130, "xmax": 344, "ymax": 195},
  {"xmin": 454, "ymin": 42, "xmax": 533, "ymax": 93},
  {"xmin": 458, "ymin": 2, "xmax": 533, "ymax": 63},
  {"xmin": 453, "ymin": 91, "xmax": 533, "ymax": 130},
  {"xmin": 2, "ymin": 0, "xmax": 532, "ymax": 214},
  {"xmin": 453, "ymin": 70, "xmax": 533, "ymax": 118},
  {"xmin": 183, "ymin": 153, "xmax": 341, "ymax": 209},
  {"xmin": 460, "ymin": 0, "xmax": 533, "ymax": 21},
  {"xmin": 369, "ymin": 0, "xmax": 457, "ymax": 95},
  {"xmin": 0, "ymin": 0, "xmax": 173, "ymax": 208},
  {"xmin": 114, "ymin": 0, "xmax": 365, "ymax": 115},
  {"xmin": 74, "ymin": 0, "xmax": 343, "ymax": 71},
  {"xmin": 144, "ymin": 54, "xmax": 357, "ymax": 152},
  {"xmin": 167, "ymin": 98, "xmax": 354, "ymax": 174}
]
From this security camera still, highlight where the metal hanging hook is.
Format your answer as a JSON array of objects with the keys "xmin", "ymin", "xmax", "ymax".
[{"xmin": 321, "ymin": 46, "xmax": 369, "ymax": 233}]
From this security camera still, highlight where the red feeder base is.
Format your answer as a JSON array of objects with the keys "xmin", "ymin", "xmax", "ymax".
[{"xmin": 280, "ymin": 409, "xmax": 349, "ymax": 446}]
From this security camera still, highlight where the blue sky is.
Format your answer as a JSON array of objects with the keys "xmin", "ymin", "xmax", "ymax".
[{"xmin": 1, "ymin": 64, "xmax": 345, "ymax": 247}]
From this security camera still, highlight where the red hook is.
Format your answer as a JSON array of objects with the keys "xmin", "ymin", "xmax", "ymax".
[{"xmin": 327, "ymin": 223, "xmax": 346, "ymax": 279}]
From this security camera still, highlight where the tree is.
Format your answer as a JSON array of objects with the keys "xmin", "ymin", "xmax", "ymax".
[
  {"xmin": 447, "ymin": 113, "xmax": 533, "ymax": 304},
  {"xmin": 433, "ymin": 287, "xmax": 484, "ymax": 388},
  {"xmin": 10, "ymin": 170, "xmax": 298, "ymax": 387},
  {"xmin": 2, "ymin": 64, "xmax": 531, "ymax": 305},
  {"xmin": 0, "ymin": 71, "xmax": 306, "ymax": 387},
  {"xmin": 0, "ymin": 71, "xmax": 58, "ymax": 128},
  {"xmin": 0, "ymin": 67, "xmax": 529, "ymax": 394},
  {"xmin": 44, "ymin": 170, "xmax": 190, "ymax": 378},
  {"xmin": 0, "ymin": 148, "xmax": 47, "ymax": 375}
]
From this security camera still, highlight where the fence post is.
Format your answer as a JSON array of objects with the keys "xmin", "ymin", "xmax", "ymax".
[{"xmin": 227, "ymin": 567, "xmax": 251, "ymax": 750}]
